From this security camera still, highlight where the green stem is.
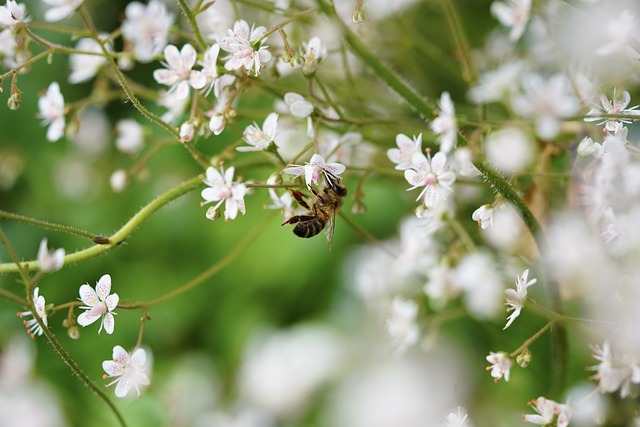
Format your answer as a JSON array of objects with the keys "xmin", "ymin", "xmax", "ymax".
[
  {"xmin": 78, "ymin": 6, "xmax": 179, "ymax": 139},
  {"xmin": 0, "ymin": 49, "xmax": 52, "ymax": 81},
  {"xmin": 509, "ymin": 318, "xmax": 558, "ymax": 358},
  {"xmin": 439, "ymin": 0, "xmax": 476, "ymax": 83},
  {"xmin": 40, "ymin": 309, "xmax": 128, "ymax": 427},
  {"xmin": 315, "ymin": 0, "xmax": 434, "ymax": 119},
  {"xmin": 474, "ymin": 161, "xmax": 567, "ymax": 396},
  {"xmin": 0, "ymin": 176, "xmax": 203, "ymax": 274},
  {"xmin": 0, "ymin": 288, "xmax": 26, "ymax": 306},
  {"xmin": 1, "ymin": 229, "xmax": 127, "ymax": 426},
  {"xmin": 178, "ymin": 0, "xmax": 208, "ymax": 51},
  {"xmin": 0, "ymin": 210, "xmax": 102, "ymax": 241}
]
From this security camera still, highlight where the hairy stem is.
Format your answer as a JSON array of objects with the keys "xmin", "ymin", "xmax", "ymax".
[
  {"xmin": 0, "ymin": 176, "xmax": 203, "ymax": 274},
  {"xmin": 0, "ymin": 210, "xmax": 102, "ymax": 241}
]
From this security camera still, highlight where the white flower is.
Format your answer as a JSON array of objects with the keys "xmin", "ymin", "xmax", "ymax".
[
  {"xmin": 468, "ymin": 61, "xmax": 524, "ymax": 104},
  {"xmin": 430, "ymin": 92, "xmax": 457, "ymax": 153},
  {"xmin": 490, "ymin": 0, "xmax": 531, "ymax": 41},
  {"xmin": 199, "ymin": 44, "xmax": 220, "ymax": 95},
  {"xmin": 301, "ymin": 36, "xmax": 327, "ymax": 76},
  {"xmin": 283, "ymin": 153, "xmax": 345, "ymax": 188},
  {"xmin": 68, "ymin": 37, "xmax": 110, "ymax": 84},
  {"xmin": 110, "ymin": 170, "xmax": 128, "ymax": 192},
  {"xmin": 158, "ymin": 89, "xmax": 188, "ymax": 124},
  {"xmin": 386, "ymin": 296, "xmax": 420, "ymax": 354},
  {"xmin": 209, "ymin": 114, "xmax": 226, "ymax": 136},
  {"xmin": 266, "ymin": 174, "xmax": 295, "ymax": 221},
  {"xmin": 485, "ymin": 127, "xmax": 534, "ymax": 175},
  {"xmin": 584, "ymin": 89, "xmax": 639, "ymax": 133},
  {"xmin": 577, "ymin": 136, "xmax": 603, "ymax": 159},
  {"xmin": 38, "ymin": 82, "xmax": 66, "ymax": 142},
  {"xmin": 238, "ymin": 112, "xmax": 278, "ymax": 152},
  {"xmin": 220, "ymin": 19, "xmax": 272, "ymax": 76},
  {"xmin": 153, "ymin": 44, "xmax": 206, "ymax": 99},
  {"xmin": 0, "ymin": 1, "xmax": 28, "ymax": 27},
  {"xmin": 590, "ymin": 341, "xmax": 640, "ymax": 398},
  {"xmin": 472, "ymin": 205, "xmax": 493, "ymax": 229},
  {"xmin": 503, "ymin": 269, "xmax": 537, "ymax": 330},
  {"xmin": 41, "ymin": 0, "xmax": 82, "ymax": 22},
  {"xmin": 485, "ymin": 352, "xmax": 511, "ymax": 382},
  {"xmin": 524, "ymin": 397, "xmax": 572, "ymax": 427},
  {"xmin": 77, "ymin": 274, "xmax": 119, "ymax": 335},
  {"xmin": 404, "ymin": 151, "xmax": 456, "ymax": 208},
  {"xmin": 452, "ymin": 252, "xmax": 504, "ymax": 318},
  {"xmin": 102, "ymin": 345, "xmax": 151, "ymax": 398},
  {"xmin": 387, "ymin": 133, "xmax": 422, "ymax": 171},
  {"xmin": 445, "ymin": 407, "xmax": 473, "ymax": 427},
  {"xmin": 121, "ymin": 0, "xmax": 174, "ymax": 62},
  {"xmin": 283, "ymin": 92, "xmax": 314, "ymax": 118},
  {"xmin": 201, "ymin": 166, "xmax": 247, "ymax": 221},
  {"xmin": 179, "ymin": 122, "xmax": 195, "ymax": 143},
  {"xmin": 37, "ymin": 238, "xmax": 65, "ymax": 272},
  {"xmin": 115, "ymin": 119, "xmax": 144, "ymax": 153},
  {"xmin": 510, "ymin": 73, "xmax": 579, "ymax": 140},
  {"xmin": 18, "ymin": 288, "xmax": 48, "ymax": 338}
]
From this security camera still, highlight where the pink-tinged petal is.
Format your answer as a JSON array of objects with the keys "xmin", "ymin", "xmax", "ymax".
[
  {"xmin": 309, "ymin": 153, "xmax": 326, "ymax": 167},
  {"xmin": 430, "ymin": 151, "xmax": 447, "ymax": 174},
  {"xmin": 233, "ymin": 20, "xmax": 250, "ymax": 39},
  {"xmin": 174, "ymin": 80, "xmax": 190, "ymax": 100},
  {"xmin": 189, "ymin": 70, "xmax": 206, "ymax": 89},
  {"xmin": 105, "ymin": 294, "xmax": 119, "ymax": 311},
  {"xmin": 204, "ymin": 167, "xmax": 224, "ymax": 186},
  {"xmin": 250, "ymin": 25, "xmax": 267, "ymax": 41},
  {"xmin": 153, "ymin": 69, "xmax": 179, "ymax": 85},
  {"xmin": 225, "ymin": 199, "xmax": 238, "ymax": 220},
  {"xmin": 258, "ymin": 49, "xmax": 272, "ymax": 63},
  {"xmin": 102, "ymin": 360, "xmax": 123, "ymax": 376},
  {"xmin": 283, "ymin": 165, "xmax": 305, "ymax": 177},
  {"xmin": 96, "ymin": 274, "xmax": 112, "ymax": 300},
  {"xmin": 304, "ymin": 165, "xmax": 318, "ymax": 187},
  {"xmin": 410, "ymin": 152, "xmax": 429, "ymax": 170},
  {"xmin": 224, "ymin": 166, "xmax": 235, "ymax": 185},
  {"xmin": 85, "ymin": 304, "xmax": 108, "ymax": 317},
  {"xmin": 396, "ymin": 133, "xmax": 416, "ymax": 150},
  {"xmin": 423, "ymin": 185, "xmax": 439, "ymax": 207},
  {"xmin": 404, "ymin": 169, "xmax": 422, "ymax": 186},
  {"xmin": 103, "ymin": 313, "xmax": 115, "ymax": 334},
  {"xmin": 77, "ymin": 311, "xmax": 100, "ymax": 327},
  {"xmin": 201, "ymin": 188, "xmax": 222, "ymax": 203},
  {"xmin": 79, "ymin": 284, "xmax": 99, "ymax": 306},
  {"xmin": 180, "ymin": 44, "xmax": 197, "ymax": 69},
  {"xmin": 263, "ymin": 113, "xmax": 278, "ymax": 138},
  {"xmin": 163, "ymin": 45, "xmax": 182, "ymax": 68},
  {"xmin": 325, "ymin": 162, "xmax": 345, "ymax": 175},
  {"xmin": 438, "ymin": 171, "xmax": 457, "ymax": 188},
  {"xmin": 115, "ymin": 376, "xmax": 132, "ymax": 398},
  {"xmin": 130, "ymin": 348, "xmax": 147, "ymax": 368},
  {"xmin": 599, "ymin": 94, "xmax": 611, "ymax": 111},
  {"xmin": 615, "ymin": 90, "xmax": 631, "ymax": 110},
  {"xmin": 387, "ymin": 148, "xmax": 401, "ymax": 163},
  {"xmin": 112, "ymin": 345, "xmax": 129, "ymax": 363}
]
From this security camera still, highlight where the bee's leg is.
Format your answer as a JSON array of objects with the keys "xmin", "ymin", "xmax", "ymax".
[
  {"xmin": 290, "ymin": 190, "xmax": 311, "ymax": 210},
  {"xmin": 282, "ymin": 214, "xmax": 315, "ymax": 226},
  {"xmin": 282, "ymin": 204, "xmax": 318, "ymax": 226}
]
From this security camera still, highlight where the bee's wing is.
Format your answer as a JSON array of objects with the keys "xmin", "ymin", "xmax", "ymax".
[{"xmin": 325, "ymin": 206, "xmax": 337, "ymax": 246}]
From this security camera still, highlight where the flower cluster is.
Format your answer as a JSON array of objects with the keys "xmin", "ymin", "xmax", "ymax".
[{"xmin": 201, "ymin": 166, "xmax": 247, "ymax": 221}]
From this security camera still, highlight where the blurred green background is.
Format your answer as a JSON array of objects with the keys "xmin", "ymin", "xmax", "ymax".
[{"xmin": 0, "ymin": 1, "xmax": 599, "ymax": 426}]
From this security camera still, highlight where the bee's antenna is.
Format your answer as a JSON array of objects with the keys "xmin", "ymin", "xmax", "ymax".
[{"xmin": 323, "ymin": 170, "xmax": 340, "ymax": 188}]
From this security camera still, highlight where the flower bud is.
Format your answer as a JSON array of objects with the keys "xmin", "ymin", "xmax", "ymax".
[
  {"xmin": 180, "ymin": 122, "xmax": 195, "ymax": 143},
  {"xmin": 516, "ymin": 348, "xmax": 531, "ymax": 368},
  {"xmin": 7, "ymin": 90, "xmax": 21, "ymax": 110},
  {"xmin": 110, "ymin": 170, "xmax": 128, "ymax": 193},
  {"xmin": 67, "ymin": 325, "xmax": 80, "ymax": 340}
]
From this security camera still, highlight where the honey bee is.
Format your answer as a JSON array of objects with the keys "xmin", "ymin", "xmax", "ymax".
[{"xmin": 282, "ymin": 172, "xmax": 347, "ymax": 245}]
